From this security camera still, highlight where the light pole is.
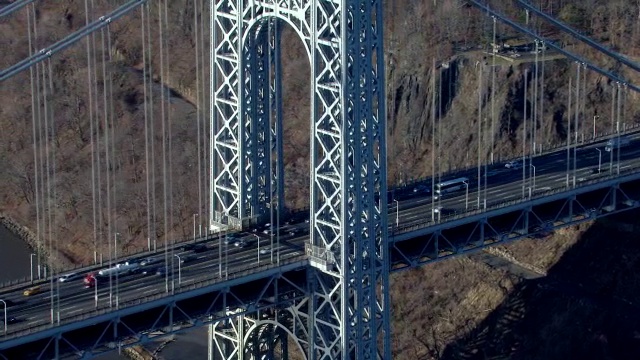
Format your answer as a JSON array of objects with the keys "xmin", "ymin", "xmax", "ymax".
[
  {"xmin": 255, "ymin": 234, "xmax": 261, "ymax": 264},
  {"xmin": 596, "ymin": 148, "xmax": 602, "ymax": 173},
  {"xmin": 93, "ymin": 275, "xmax": 99, "ymax": 309},
  {"xmin": 463, "ymin": 180, "xmax": 469, "ymax": 210},
  {"xmin": 192, "ymin": 213, "xmax": 198, "ymax": 243},
  {"xmin": 174, "ymin": 254, "xmax": 181, "ymax": 285},
  {"xmin": 0, "ymin": 299, "xmax": 6, "ymax": 334},
  {"xmin": 393, "ymin": 199, "xmax": 399, "ymax": 227},
  {"xmin": 529, "ymin": 164, "xmax": 536, "ymax": 198},
  {"xmin": 114, "ymin": 232, "xmax": 120, "ymax": 309},
  {"xmin": 30, "ymin": 253, "xmax": 36, "ymax": 283},
  {"xmin": 530, "ymin": 164, "xmax": 536, "ymax": 194},
  {"xmin": 593, "ymin": 115, "xmax": 598, "ymax": 139}
]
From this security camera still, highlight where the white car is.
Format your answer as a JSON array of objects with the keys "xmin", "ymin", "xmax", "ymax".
[
  {"xmin": 58, "ymin": 272, "xmax": 80, "ymax": 283},
  {"xmin": 140, "ymin": 257, "xmax": 160, "ymax": 267},
  {"xmin": 259, "ymin": 246, "xmax": 271, "ymax": 255},
  {"xmin": 505, "ymin": 160, "xmax": 523, "ymax": 169}
]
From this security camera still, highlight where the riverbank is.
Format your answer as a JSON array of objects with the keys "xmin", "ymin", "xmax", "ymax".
[{"xmin": 0, "ymin": 212, "xmax": 74, "ymax": 272}]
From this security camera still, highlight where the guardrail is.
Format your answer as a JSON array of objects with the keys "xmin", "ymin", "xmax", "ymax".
[
  {"xmin": 392, "ymin": 163, "xmax": 640, "ymax": 235},
  {"xmin": 395, "ymin": 125, "xmax": 640, "ymax": 190},
  {"xmin": 1, "ymin": 254, "xmax": 308, "ymax": 341},
  {"xmin": 0, "ymin": 231, "xmax": 225, "ymax": 293}
]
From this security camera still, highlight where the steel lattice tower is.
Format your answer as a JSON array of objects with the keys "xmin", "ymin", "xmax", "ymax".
[{"xmin": 209, "ymin": 0, "xmax": 390, "ymax": 358}]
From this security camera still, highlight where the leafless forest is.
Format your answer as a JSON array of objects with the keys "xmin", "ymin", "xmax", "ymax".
[{"xmin": 1, "ymin": 0, "xmax": 640, "ymax": 358}]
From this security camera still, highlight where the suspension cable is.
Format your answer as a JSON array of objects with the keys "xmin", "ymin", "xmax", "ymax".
[
  {"xmin": 142, "ymin": 3, "xmax": 152, "ymax": 252},
  {"xmin": 159, "ymin": 0, "xmax": 170, "ymax": 293},
  {"xmin": 84, "ymin": 0, "xmax": 99, "ymax": 265},
  {"xmin": 100, "ymin": 26, "xmax": 114, "ymax": 308},
  {"xmin": 0, "ymin": 0, "xmax": 36, "ymax": 19},
  {"xmin": 27, "ymin": 2, "xmax": 42, "ymax": 280},
  {"xmin": 0, "ymin": 0, "xmax": 147, "ymax": 82},
  {"xmin": 195, "ymin": 0, "xmax": 203, "ymax": 234}
]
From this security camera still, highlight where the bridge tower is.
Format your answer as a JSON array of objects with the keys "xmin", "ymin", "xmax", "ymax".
[{"xmin": 210, "ymin": 0, "xmax": 390, "ymax": 357}]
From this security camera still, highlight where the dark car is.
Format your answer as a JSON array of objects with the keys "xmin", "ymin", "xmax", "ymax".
[
  {"xmin": 179, "ymin": 255, "xmax": 197, "ymax": 264},
  {"xmin": 181, "ymin": 243, "xmax": 194, "ymax": 251},
  {"xmin": 1, "ymin": 316, "xmax": 19, "ymax": 325},
  {"xmin": 192, "ymin": 244, "xmax": 207, "ymax": 253}
]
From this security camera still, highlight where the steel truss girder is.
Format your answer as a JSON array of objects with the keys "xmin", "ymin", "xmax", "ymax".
[
  {"xmin": 210, "ymin": 302, "xmax": 310, "ymax": 360},
  {"xmin": 0, "ymin": 262, "xmax": 309, "ymax": 359},
  {"xmin": 389, "ymin": 176, "xmax": 640, "ymax": 272},
  {"xmin": 211, "ymin": 0, "xmax": 390, "ymax": 358},
  {"xmin": 212, "ymin": 0, "xmax": 312, "ymax": 222}
]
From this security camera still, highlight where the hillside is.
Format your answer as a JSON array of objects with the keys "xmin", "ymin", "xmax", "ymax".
[{"xmin": 1, "ymin": 0, "xmax": 640, "ymax": 358}]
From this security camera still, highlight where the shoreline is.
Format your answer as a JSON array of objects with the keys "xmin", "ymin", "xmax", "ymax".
[{"xmin": 0, "ymin": 212, "xmax": 74, "ymax": 271}]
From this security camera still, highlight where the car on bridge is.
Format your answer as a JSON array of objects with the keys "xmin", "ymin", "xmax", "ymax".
[
  {"xmin": 234, "ymin": 239, "xmax": 248, "ymax": 248},
  {"xmin": 58, "ymin": 272, "xmax": 81, "ymax": 283},
  {"xmin": 182, "ymin": 243, "xmax": 207, "ymax": 253},
  {"xmin": 505, "ymin": 160, "xmax": 524, "ymax": 169},
  {"xmin": 23, "ymin": 286, "xmax": 41, "ymax": 297},
  {"xmin": 178, "ymin": 254, "xmax": 197, "ymax": 264},
  {"xmin": 0, "ymin": 316, "xmax": 19, "ymax": 325},
  {"xmin": 140, "ymin": 257, "xmax": 161, "ymax": 267}
]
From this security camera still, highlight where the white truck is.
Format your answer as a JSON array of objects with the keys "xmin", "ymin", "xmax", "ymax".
[
  {"xmin": 97, "ymin": 262, "xmax": 139, "ymax": 277},
  {"xmin": 605, "ymin": 136, "xmax": 631, "ymax": 152}
]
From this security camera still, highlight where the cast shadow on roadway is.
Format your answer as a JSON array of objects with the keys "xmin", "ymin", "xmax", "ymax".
[{"xmin": 439, "ymin": 210, "xmax": 640, "ymax": 360}]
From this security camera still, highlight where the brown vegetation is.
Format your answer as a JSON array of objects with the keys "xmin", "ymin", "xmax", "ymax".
[{"xmin": 1, "ymin": 0, "xmax": 640, "ymax": 358}]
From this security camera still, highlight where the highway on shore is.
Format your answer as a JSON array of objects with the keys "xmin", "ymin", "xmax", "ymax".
[{"xmin": 2, "ymin": 131, "xmax": 640, "ymax": 338}]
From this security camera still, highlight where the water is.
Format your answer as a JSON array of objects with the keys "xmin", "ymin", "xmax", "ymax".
[
  {"xmin": 0, "ymin": 224, "xmax": 33, "ymax": 283},
  {"xmin": 0, "ymin": 224, "xmax": 210, "ymax": 359}
]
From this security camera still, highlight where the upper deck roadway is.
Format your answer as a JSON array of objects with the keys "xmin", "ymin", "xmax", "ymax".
[{"xmin": 2, "ymin": 130, "xmax": 640, "ymax": 358}]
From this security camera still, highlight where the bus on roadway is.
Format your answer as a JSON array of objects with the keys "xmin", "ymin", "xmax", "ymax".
[{"xmin": 434, "ymin": 177, "xmax": 469, "ymax": 198}]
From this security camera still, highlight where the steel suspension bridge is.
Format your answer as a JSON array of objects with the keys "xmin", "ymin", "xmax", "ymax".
[{"xmin": 1, "ymin": 0, "xmax": 640, "ymax": 359}]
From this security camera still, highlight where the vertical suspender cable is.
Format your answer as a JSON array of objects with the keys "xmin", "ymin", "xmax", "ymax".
[
  {"xmin": 609, "ymin": 84, "xmax": 616, "ymax": 173},
  {"xmin": 27, "ymin": 3, "xmax": 42, "ymax": 279},
  {"xmin": 163, "ymin": 0, "xmax": 175, "ymax": 293},
  {"xmin": 146, "ymin": 1, "xmax": 157, "ymax": 252},
  {"xmin": 100, "ymin": 27, "xmax": 114, "ymax": 308},
  {"xmin": 84, "ymin": 0, "xmax": 99, "ymax": 265},
  {"xmin": 159, "ymin": 0, "xmax": 170, "ymax": 293},
  {"xmin": 533, "ymin": 41, "xmax": 538, "ymax": 158},
  {"xmin": 195, "ymin": 0, "xmax": 203, "ymax": 232},
  {"xmin": 490, "ymin": 16, "xmax": 496, "ymax": 164},
  {"xmin": 566, "ymin": 76, "xmax": 571, "ymax": 188},
  {"xmin": 107, "ymin": 26, "xmax": 120, "ymax": 308},
  {"xmin": 430, "ymin": 59, "xmax": 435, "ymax": 221},
  {"xmin": 477, "ymin": 63, "xmax": 482, "ymax": 208},
  {"xmin": 582, "ymin": 63, "xmax": 587, "ymax": 141},
  {"xmin": 142, "ymin": 3, "xmax": 152, "ymax": 252},
  {"xmin": 572, "ymin": 65, "xmax": 579, "ymax": 187},
  {"xmin": 522, "ymin": 70, "xmax": 527, "ymax": 199},
  {"xmin": 91, "ymin": 0, "xmax": 104, "ymax": 266},
  {"xmin": 48, "ymin": 57, "xmax": 61, "ymax": 323},
  {"xmin": 200, "ymin": 0, "xmax": 208, "ymax": 232},
  {"xmin": 41, "ymin": 49, "xmax": 53, "ymax": 322},
  {"xmin": 616, "ymin": 83, "xmax": 622, "ymax": 174},
  {"xmin": 437, "ymin": 69, "xmax": 442, "ymax": 215},
  {"xmin": 540, "ymin": 40, "xmax": 545, "ymax": 151}
]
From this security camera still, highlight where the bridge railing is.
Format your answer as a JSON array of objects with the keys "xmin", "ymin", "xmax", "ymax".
[
  {"xmin": 1, "ymin": 253, "xmax": 308, "ymax": 341},
  {"xmin": 395, "ymin": 125, "xmax": 640, "ymax": 191},
  {"xmin": 392, "ymin": 163, "xmax": 640, "ymax": 235},
  {"xmin": 0, "ymin": 230, "xmax": 227, "ymax": 292}
]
